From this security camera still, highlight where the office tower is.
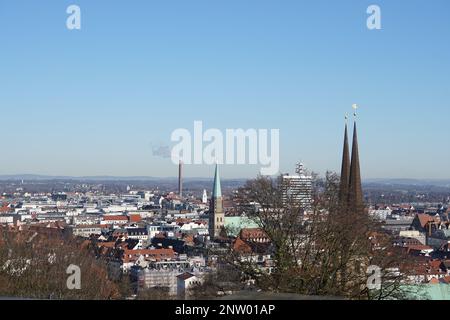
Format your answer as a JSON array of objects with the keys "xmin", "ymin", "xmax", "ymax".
[{"xmin": 281, "ymin": 163, "xmax": 312, "ymax": 209}]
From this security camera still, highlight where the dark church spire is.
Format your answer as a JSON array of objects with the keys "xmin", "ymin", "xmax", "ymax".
[
  {"xmin": 348, "ymin": 121, "xmax": 364, "ymax": 212},
  {"xmin": 339, "ymin": 122, "xmax": 351, "ymax": 206}
]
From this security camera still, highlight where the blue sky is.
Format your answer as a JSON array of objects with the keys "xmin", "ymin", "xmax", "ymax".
[{"xmin": 0, "ymin": 0, "xmax": 449, "ymax": 179}]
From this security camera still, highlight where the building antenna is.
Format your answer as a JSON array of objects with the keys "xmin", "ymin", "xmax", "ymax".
[{"xmin": 295, "ymin": 162, "xmax": 305, "ymax": 176}]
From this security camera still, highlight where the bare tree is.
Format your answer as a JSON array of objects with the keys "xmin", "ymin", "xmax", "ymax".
[
  {"xmin": 213, "ymin": 172, "xmax": 424, "ymax": 300},
  {"xmin": 0, "ymin": 227, "xmax": 122, "ymax": 299}
]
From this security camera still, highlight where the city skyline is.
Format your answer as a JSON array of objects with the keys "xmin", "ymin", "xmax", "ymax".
[{"xmin": 1, "ymin": 0, "xmax": 449, "ymax": 179}]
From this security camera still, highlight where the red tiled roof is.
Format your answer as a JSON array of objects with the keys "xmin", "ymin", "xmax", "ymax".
[
  {"xmin": 103, "ymin": 215, "xmax": 128, "ymax": 221},
  {"xmin": 232, "ymin": 237, "xmax": 252, "ymax": 254},
  {"xmin": 128, "ymin": 214, "xmax": 142, "ymax": 222},
  {"xmin": 177, "ymin": 272, "xmax": 195, "ymax": 281},
  {"xmin": 240, "ymin": 228, "xmax": 268, "ymax": 240},
  {"xmin": 176, "ymin": 218, "xmax": 192, "ymax": 224},
  {"xmin": 428, "ymin": 259, "xmax": 442, "ymax": 269},
  {"xmin": 416, "ymin": 214, "xmax": 434, "ymax": 229},
  {"xmin": 74, "ymin": 224, "xmax": 105, "ymax": 229},
  {"xmin": 0, "ymin": 207, "xmax": 12, "ymax": 213},
  {"xmin": 429, "ymin": 278, "xmax": 440, "ymax": 284},
  {"xmin": 98, "ymin": 242, "xmax": 116, "ymax": 249},
  {"xmin": 122, "ymin": 248, "xmax": 175, "ymax": 263}
]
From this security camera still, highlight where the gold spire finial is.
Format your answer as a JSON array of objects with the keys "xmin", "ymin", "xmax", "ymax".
[{"xmin": 352, "ymin": 104, "xmax": 358, "ymax": 117}]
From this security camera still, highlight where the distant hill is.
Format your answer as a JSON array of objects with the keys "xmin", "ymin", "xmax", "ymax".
[
  {"xmin": 2, "ymin": 175, "xmax": 450, "ymax": 188},
  {"xmin": 364, "ymin": 178, "xmax": 450, "ymax": 188},
  {"xmin": 0, "ymin": 174, "xmax": 170, "ymax": 181},
  {"xmin": 0, "ymin": 174, "xmax": 245, "ymax": 183}
]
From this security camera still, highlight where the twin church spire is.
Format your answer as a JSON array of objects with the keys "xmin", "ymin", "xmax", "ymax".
[
  {"xmin": 207, "ymin": 112, "xmax": 363, "ymax": 240},
  {"xmin": 339, "ymin": 115, "xmax": 364, "ymax": 213}
]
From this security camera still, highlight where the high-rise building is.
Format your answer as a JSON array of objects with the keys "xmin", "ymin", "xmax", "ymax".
[
  {"xmin": 209, "ymin": 164, "xmax": 224, "ymax": 239},
  {"xmin": 281, "ymin": 163, "xmax": 312, "ymax": 209}
]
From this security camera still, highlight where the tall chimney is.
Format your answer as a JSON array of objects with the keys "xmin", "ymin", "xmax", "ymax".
[{"xmin": 178, "ymin": 160, "xmax": 183, "ymax": 197}]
